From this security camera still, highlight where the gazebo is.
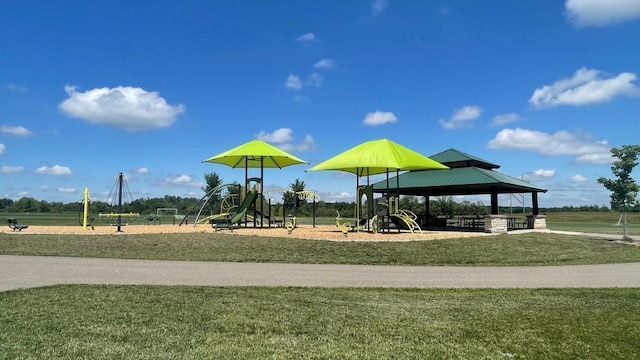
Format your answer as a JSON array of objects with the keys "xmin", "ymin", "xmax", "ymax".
[{"xmin": 372, "ymin": 148, "xmax": 548, "ymax": 232}]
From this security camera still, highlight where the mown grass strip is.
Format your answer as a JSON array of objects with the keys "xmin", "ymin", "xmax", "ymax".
[
  {"xmin": 1, "ymin": 232, "xmax": 638, "ymax": 266},
  {"xmin": 1, "ymin": 286, "xmax": 638, "ymax": 359}
]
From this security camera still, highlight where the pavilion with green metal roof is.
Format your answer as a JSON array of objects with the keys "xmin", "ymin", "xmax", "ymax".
[{"xmin": 372, "ymin": 148, "xmax": 547, "ymax": 230}]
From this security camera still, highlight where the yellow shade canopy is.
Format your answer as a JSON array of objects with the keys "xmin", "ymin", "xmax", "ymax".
[
  {"xmin": 203, "ymin": 140, "xmax": 308, "ymax": 169},
  {"xmin": 307, "ymin": 138, "xmax": 448, "ymax": 175}
]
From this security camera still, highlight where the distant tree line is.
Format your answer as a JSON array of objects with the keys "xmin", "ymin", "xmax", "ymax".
[
  {"xmin": 0, "ymin": 195, "xmax": 202, "ymax": 216},
  {"xmin": 1, "ymin": 194, "xmax": 632, "ymax": 218}
]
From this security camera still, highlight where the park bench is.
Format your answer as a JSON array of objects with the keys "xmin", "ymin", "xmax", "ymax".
[{"xmin": 7, "ymin": 218, "xmax": 29, "ymax": 231}]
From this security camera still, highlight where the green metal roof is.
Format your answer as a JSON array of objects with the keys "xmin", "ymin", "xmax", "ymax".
[
  {"xmin": 372, "ymin": 166, "xmax": 547, "ymax": 196},
  {"xmin": 429, "ymin": 148, "xmax": 500, "ymax": 170}
]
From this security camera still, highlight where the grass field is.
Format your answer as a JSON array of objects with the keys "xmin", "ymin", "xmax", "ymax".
[
  {"xmin": 1, "ymin": 286, "xmax": 638, "ymax": 359},
  {"xmin": 1, "ymin": 231, "xmax": 639, "ymax": 266},
  {"xmin": 2, "ymin": 211, "xmax": 639, "ymax": 359}
]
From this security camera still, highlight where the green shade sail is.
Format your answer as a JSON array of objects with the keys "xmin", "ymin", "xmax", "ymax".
[
  {"xmin": 203, "ymin": 140, "xmax": 308, "ymax": 169},
  {"xmin": 307, "ymin": 139, "xmax": 448, "ymax": 175}
]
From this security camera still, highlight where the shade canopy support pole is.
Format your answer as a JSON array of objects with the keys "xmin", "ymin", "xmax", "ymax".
[{"xmin": 490, "ymin": 192, "xmax": 499, "ymax": 215}]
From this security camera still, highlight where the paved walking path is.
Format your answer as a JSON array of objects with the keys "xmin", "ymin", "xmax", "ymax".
[
  {"xmin": 531, "ymin": 229, "xmax": 640, "ymax": 241},
  {"xmin": 2, "ymin": 255, "xmax": 639, "ymax": 292}
]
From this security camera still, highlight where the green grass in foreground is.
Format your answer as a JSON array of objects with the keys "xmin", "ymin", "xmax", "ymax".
[
  {"xmin": 1, "ymin": 286, "xmax": 638, "ymax": 359},
  {"xmin": 1, "ymin": 232, "xmax": 639, "ymax": 266}
]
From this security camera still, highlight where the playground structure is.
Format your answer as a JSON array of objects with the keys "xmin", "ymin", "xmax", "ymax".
[
  {"xmin": 187, "ymin": 178, "xmax": 259, "ymax": 227},
  {"xmin": 211, "ymin": 188, "xmax": 260, "ymax": 231},
  {"xmin": 285, "ymin": 216, "xmax": 297, "ymax": 235},
  {"xmin": 337, "ymin": 185, "xmax": 422, "ymax": 234},
  {"xmin": 80, "ymin": 187, "xmax": 94, "ymax": 230},
  {"xmin": 335, "ymin": 211, "xmax": 355, "ymax": 236},
  {"xmin": 182, "ymin": 182, "xmax": 242, "ymax": 226},
  {"xmin": 185, "ymin": 178, "xmax": 317, "ymax": 230},
  {"xmin": 386, "ymin": 196, "xmax": 422, "ymax": 233},
  {"xmin": 97, "ymin": 172, "xmax": 140, "ymax": 232},
  {"xmin": 285, "ymin": 190, "xmax": 319, "ymax": 228},
  {"xmin": 75, "ymin": 172, "xmax": 421, "ymax": 235},
  {"xmin": 185, "ymin": 178, "xmax": 280, "ymax": 229},
  {"xmin": 79, "ymin": 173, "xmax": 140, "ymax": 231}
]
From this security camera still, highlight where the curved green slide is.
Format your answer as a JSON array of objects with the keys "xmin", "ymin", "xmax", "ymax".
[{"xmin": 214, "ymin": 191, "xmax": 259, "ymax": 229}]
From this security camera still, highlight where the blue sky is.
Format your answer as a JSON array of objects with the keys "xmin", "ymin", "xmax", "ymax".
[{"xmin": 1, "ymin": 0, "xmax": 639, "ymax": 208}]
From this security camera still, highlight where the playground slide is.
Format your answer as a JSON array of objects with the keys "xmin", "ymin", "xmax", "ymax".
[
  {"xmin": 212, "ymin": 191, "xmax": 259, "ymax": 229},
  {"xmin": 198, "ymin": 213, "xmax": 229, "ymax": 225},
  {"xmin": 388, "ymin": 213, "xmax": 422, "ymax": 233}
]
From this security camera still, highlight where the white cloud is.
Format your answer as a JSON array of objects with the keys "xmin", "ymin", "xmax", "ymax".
[
  {"xmin": 257, "ymin": 128, "xmax": 293, "ymax": 143},
  {"xmin": 285, "ymin": 75, "xmax": 303, "ymax": 90},
  {"xmin": 489, "ymin": 113, "xmax": 520, "ymax": 127},
  {"xmin": 487, "ymin": 128, "xmax": 612, "ymax": 164},
  {"xmin": 533, "ymin": 169, "xmax": 555, "ymax": 177},
  {"xmin": 256, "ymin": 128, "xmax": 317, "ymax": 152},
  {"xmin": 314, "ymin": 59, "xmax": 336, "ymax": 69},
  {"xmin": 58, "ymin": 85, "xmax": 185, "ymax": 132},
  {"xmin": 58, "ymin": 188, "xmax": 77, "ymax": 194},
  {"xmin": 280, "ymin": 134, "xmax": 316, "ymax": 152},
  {"xmin": 5, "ymin": 83, "xmax": 28, "ymax": 93},
  {"xmin": 570, "ymin": 174, "xmax": 589, "ymax": 182},
  {"xmin": 529, "ymin": 68, "xmax": 638, "ymax": 108},
  {"xmin": 35, "ymin": 165, "xmax": 72, "ymax": 175},
  {"xmin": 296, "ymin": 33, "xmax": 316, "ymax": 42},
  {"xmin": 325, "ymin": 191, "xmax": 352, "ymax": 202},
  {"xmin": 565, "ymin": 0, "xmax": 640, "ymax": 27},
  {"xmin": 363, "ymin": 111, "xmax": 398, "ymax": 126},
  {"xmin": 522, "ymin": 169, "xmax": 556, "ymax": 182},
  {"xmin": 0, "ymin": 143, "xmax": 4, "ymax": 155},
  {"xmin": 162, "ymin": 174, "xmax": 202, "ymax": 187},
  {"xmin": 306, "ymin": 72, "xmax": 324, "ymax": 87},
  {"xmin": 1, "ymin": 165, "xmax": 24, "ymax": 173},
  {"xmin": 132, "ymin": 167, "xmax": 149, "ymax": 175},
  {"xmin": 1, "ymin": 125, "xmax": 32, "ymax": 137},
  {"xmin": 166, "ymin": 175, "xmax": 192, "ymax": 184},
  {"xmin": 372, "ymin": 0, "xmax": 387, "ymax": 14},
  {"xmin": 439, "ymin": 105, "xmax": 482, "ymax": 129}
]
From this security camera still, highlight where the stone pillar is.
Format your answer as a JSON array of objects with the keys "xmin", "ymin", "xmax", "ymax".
[
  {"xmin": 484, "ymin": 215, "xmax": 508, "ymax": 234},
  {"xmin": 526, "ymin": 214, "xmax": 547, "ymax": 229}
]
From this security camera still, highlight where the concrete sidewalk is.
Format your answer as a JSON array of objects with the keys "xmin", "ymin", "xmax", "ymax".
[
  {"xmin": 516, "ymin": 228, "xmax": 640, "ymax": 241},
  {"xmin": 2, "ymin": 255, "xmax": 639, "ymax": 292}
]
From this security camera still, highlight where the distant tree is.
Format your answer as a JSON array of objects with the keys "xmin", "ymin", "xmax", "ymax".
[
  {"xmin": 202, "ymin": 172, "xmax": 223, "ymax": 194},
  {"xmin": 37, "ymin": 200, "xmax": 51, "ymax": 213},
  {"xmin": 430, "ymin": 196, "xmax": 455, "ymax": 217},
  {"xmin": 11, "ymin": 197, "xmax": 38, "ymax": 213},
  {"xmin": 203, "ymin": 172, "xmax": 223, "ymax": 214},
  {"xmin": 399, "ymin": 195, "xmax": 423, "ymax": 215},
  {"xmin": 0, "ymin": 198, "xmax": 14, "ymax": 212},
  {"xmin": 283, "ymin": 179, "xmax": 306, "ymax": 216},
  {"xmin": 597, "ymin": 145, "xmax": 640, "ymax": 240}
]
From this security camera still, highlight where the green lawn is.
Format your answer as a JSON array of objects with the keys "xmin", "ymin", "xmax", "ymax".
[
  {"xmin": 1, "ymin": 231, "xmax": 639, "ymax": 266},
  {"xmin": 2, "ymin": 211, "xmax": 639, "ymax": 359},
  {"xmin": 1, "ymin": 286, "xmax": 638, "ymax": 359}
]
